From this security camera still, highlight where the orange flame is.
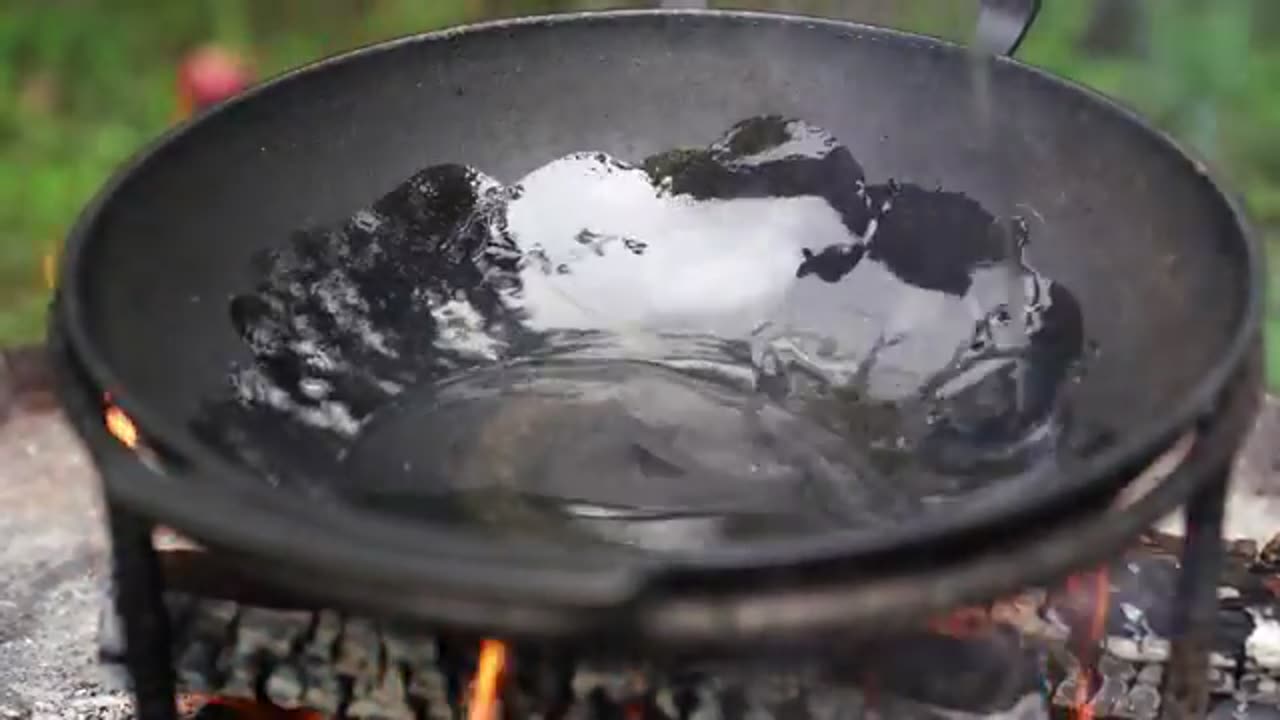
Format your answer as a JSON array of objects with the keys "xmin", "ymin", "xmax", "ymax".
[
  {"xmin": 469, "ymin": 639, "xmax": 509, "ymax": 720},
  {"xmin": 104, "ymin": 403, "xmax": 139, "ymax": 449},
  {"xmin": 1066, "ymin": 567, "xmax": 1111, "ymax": 720}
]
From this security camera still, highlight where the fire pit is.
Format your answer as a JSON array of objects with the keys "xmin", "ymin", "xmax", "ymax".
[
  {"xmin": 48, "ymin": 3, "xmax": 1263, "ymax": 720},
  {"xmin": 88, "ymin": 521, "xmax": 1280, "ymax": 720}
]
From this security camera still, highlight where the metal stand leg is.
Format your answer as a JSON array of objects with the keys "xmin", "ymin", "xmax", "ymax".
[
  {"xmin": 108, "ymin": 505, "xmax": 178, "ymax": 720},
  {"xmin": 1160, "ymin": 469, "xmax": 1229, "ymax": 720}
]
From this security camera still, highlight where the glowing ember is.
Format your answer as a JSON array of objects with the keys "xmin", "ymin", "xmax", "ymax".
[
  {"xmin": 103, "ymin": 403, "xmax": 139, "ymax": 449},
  {"xmin": 179, "ymin": 694, "xmax": 322, "ymax": 719},
  {"xmin": 469, "ymin": 639, "xmax": 509, "ymax": 720}
]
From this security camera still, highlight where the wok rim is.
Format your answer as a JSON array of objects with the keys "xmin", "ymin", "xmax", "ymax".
[{"xmin": 57, "ymin": 9, "xmax": 1264, "ymax": 605}]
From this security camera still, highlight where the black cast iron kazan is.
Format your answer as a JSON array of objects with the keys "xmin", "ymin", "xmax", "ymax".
[{"xmin": 48, "ymin": 4, "xmax": 1262, "ymax": 715}]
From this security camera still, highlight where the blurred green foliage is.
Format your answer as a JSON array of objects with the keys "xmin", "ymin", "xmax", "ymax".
[{"xmin": 1, "ymin": 0, "xmax": 1277, "ymax": 384}]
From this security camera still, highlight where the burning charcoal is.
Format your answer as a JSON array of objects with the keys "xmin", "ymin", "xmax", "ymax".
[
  {"xmin": 170, "ymin": 584, "xmax": 1280, "ymax": 720},
  {"xmin": 1092, "ymin": 674, "xmax": 1130, "ymax": 719},
  {"xmin": 346, "ymin": 669, "xmax": 417, "ymax": 720},
  {"xmin": 1099, "ymin": 654, "xmax": 1137, "ymax": 682},
  {"xmin": 263, "ymin": 661, "xmax": 305, "ymax": 708},
  {"xmin": 653, "ymin": 689, "xmax": 681, "ymax": 720},
  {"xmin": 371, "ymin": 669, "xmax": 415, "ymax": 714},
  {"xmin": 217, "ymin": 662, "xmax": 256, "ymax": 705},
  {"xmin": 745, "ymin": 673, "xmax": 808, "ymax": 708},
  {"xmin": 1212, "ymin": 651, "xmax": 1239, "ymax": 670},
  {"xmin": 405, "ymin": 665, "xmax": 451, "ymax": 720},
  {"xmin": 381, "ymin": 631, "xmax": 437, "ymax": 667},
  {"xmin": 1121, "ymin": 683, "xmax": 1161, "ymax": 720},
  {"xmin": 174, "ymin": 639, "xmax": 219, "ymax": 693},
  {"xmin": 1261, "ymin": 534, "xmax": 1280, "ymax": 570},
  {"xmin": 868, "ymin": 693, "xmax": 1048, "ymax": 720},
  {"xmin": 299, "ymin": 658, "xmax": 345, "ymax": 715},
  {"xmin": 190, "ymin": 705, "xmax": 242, "ymax": 720},
  {"xmin": 185, "ymin": 598, "xmax": 240, "ymax": 643},
  {"xmin": 336, "ymin": 617, "xmax": 382, "ymax": 678},
  {"xmin": 1139, "ymin": 530, "xmax": 1185, "ymax": 556},
  {"xmin": 1051, "ymin": 555, "xmax": 1259, "ymax": 671},
  {"xmin": 804, "ymin": 686, "xmax": 869, "ymax": 720},
  {"xmin": 1241, "ymin": 673, "xmax": 1280, "ymax": 704},
  {"xmin": 1246, "ymin": 611, "xmax": 1280, "ymax": 675},
  {"xmin": 1222, "ymin": 609, "xmax": 1260, "ymax": 664},
  {"xmin": 685, "ymin": 683, "xmax": 727, "ymax": 720},
  {"xmin": 236, "ymin": 607, "xmax": 310, "ymax": 657},
  {"xmin": 158, "ymin": 560, "xmax": 1280, "ymax": 720},
  {"xmin": 1139, "ymin": 636, "xmax": 1171, "ymax": 663},
  {"xmin": 1105, "ymin": 637, "xmax": 1143, "ymax": 663},
  {"xmin": 1051, "ymin": 670, "xmax": 1087, "ymax": 710},
  {"xmin": 1233, "ymin": 539, "xmax": 1262, "ymax": 562},
  {"xmin": 571, "ymin": 670, "xmax": 634, "ymax": 706},
  {"xmin": 845, "ymin": 629, "xmax": 1044, "ymax": 714},
  {"xmin": 303, "ymin": 610, "xmax": 344, "ymax": 662},
  {"xmin": 163, "ymin": 591, "xmax": 201, "ymax": 641},
  {"xmin": 1210, "ymin": 665, "xmax": 1237, "ymax": 695}
]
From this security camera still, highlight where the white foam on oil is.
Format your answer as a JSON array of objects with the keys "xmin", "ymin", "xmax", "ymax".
[
  {"xmin": 506, "ymin": 152, "xmax": 823, "ymax": 336},
  {"xmin": 231, "ymin": 365, "xmax": 363, "ymax": 438},
  {"xmin": 310, "ymin": 269, "xmax": 397, "ymax": 358},
  {"xmin": 431, "ymin": 294, "xmax": 507, "ymax": 362}
]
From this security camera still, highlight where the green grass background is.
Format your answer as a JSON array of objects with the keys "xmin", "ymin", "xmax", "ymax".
[{"xmin": 2, "ymin": 0, "xmax": 1277, "ymax": 384}]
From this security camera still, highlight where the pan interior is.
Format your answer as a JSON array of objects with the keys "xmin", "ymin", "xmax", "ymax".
[
  {"xmin": 72, "ymin": 13, "xmax": 1250, "ymax": 557},
  {"xmin": 194, "ymin": 116, "xmax": 1089, "ymax": 553}
]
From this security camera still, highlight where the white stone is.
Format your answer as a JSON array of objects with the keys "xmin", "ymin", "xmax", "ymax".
[
  {"xmin": 1138, "ymin": 636, "xmax": 1170, "ymax": 662},
  {"xmin": 1106, "ymin": 636, "xmax": 1143, "ymax": 662},
  {"xmin": 1246, "ymin": 616, "xmax": 1280, "ymax": 670}
]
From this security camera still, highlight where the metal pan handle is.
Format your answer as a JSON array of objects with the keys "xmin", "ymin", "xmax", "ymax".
[{"xmin": 976, "ymin": 0, "xmax": 1042, "ymax": 56}]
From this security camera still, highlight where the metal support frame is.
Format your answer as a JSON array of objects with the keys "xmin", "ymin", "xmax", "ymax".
[
  {"xmin": 1160, "ymin": 468, "xmax": 1231, "ymax": 720},
  {"xmin": 105, "ymin": 481, "xmax": 1238, "ymax": 720},
  {"xmin": 108, "ymin": 505, "xmax": 178, "ymax": 720}
]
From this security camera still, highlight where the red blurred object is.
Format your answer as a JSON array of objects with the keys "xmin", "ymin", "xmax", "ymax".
[{"xmin": 176, "ymin": 45, "xmax": 252, "ymax": 119}]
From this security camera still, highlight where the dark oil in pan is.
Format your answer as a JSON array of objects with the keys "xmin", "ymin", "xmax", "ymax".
[{"xmin": 201, "ymin": 116, "xmax": 1090, "ymax": 553}]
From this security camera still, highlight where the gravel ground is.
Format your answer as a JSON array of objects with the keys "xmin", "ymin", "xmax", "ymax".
[
  {"xmin": 0, "ymin": 413, "xmax": 132, "ymax": 719},
  {"xmin": 0, "ymin": 397, "xmax": 1276, "ymax": 719}
]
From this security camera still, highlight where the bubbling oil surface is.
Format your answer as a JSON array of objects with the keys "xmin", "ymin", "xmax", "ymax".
[{"xmin": 202, "ymin": 116, "xmax": 1088, "ymax": 553}]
